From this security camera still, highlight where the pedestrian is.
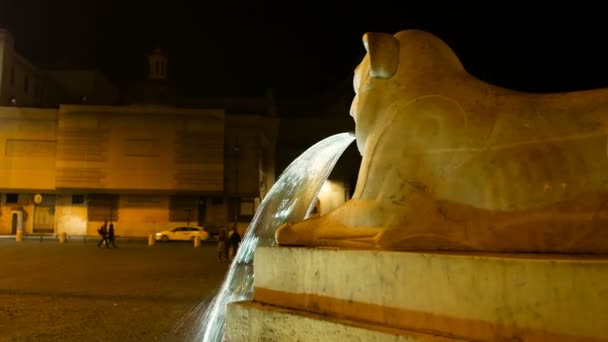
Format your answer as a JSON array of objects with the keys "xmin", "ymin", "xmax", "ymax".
[
  {"xmin": 97, "ymin": 220, "xmax": 108, "ymax": 248},
  {"xmin": 107, "ymin": 223, "xmax": 117, "ymax": 248},
  {"xmin": 217, "ymin": 229, "xmax": 228, "ymax": 262},
  {"xmin": 230, "ymin": 226, "xmax": 241, "ymax": 259}
]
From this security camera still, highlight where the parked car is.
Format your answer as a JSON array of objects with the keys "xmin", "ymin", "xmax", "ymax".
[{"xmin": 155, "ymin": 226, "xmax": 209, "ymax": 242}]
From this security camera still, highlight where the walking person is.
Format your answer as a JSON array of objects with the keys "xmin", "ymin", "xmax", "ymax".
[
  {"xmin": 230, "ymin": 226, "xmax": 241, "ymax": 259},
  {"xmin": 97, "ymin": 220, "xmax": 108, "ymax": 248},
  {"xmin": 107, "ymin": 223, "xmax": 117, "ymax": 248},
  {"xmin": 217, "ymin": 229, "xmax": 228, "ymax": 262}
]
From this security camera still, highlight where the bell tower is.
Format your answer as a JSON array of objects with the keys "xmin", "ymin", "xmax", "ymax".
[{"xmin": 148, "ymin": 48, "xmax": 167, "ymax": 80}]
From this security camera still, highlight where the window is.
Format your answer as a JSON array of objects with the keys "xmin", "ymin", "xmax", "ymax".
[
  {"xmin": 6, "ymin": 193, "xmax": 18, "ymax": 204},
  {"xmin": 72, "ymin": 194, "xmax": 85, "ymax": 205}
]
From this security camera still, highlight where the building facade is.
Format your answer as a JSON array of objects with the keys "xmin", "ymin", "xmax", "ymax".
[
  {"xmin": 0, "ymin": 29, "xmax": 120, "ymax": 108},
  {"xmin": 0, "ymin": 28, "xmax": 279, "ymax": 238},
  {"xmin": 0, "ymin": 104, "xmax": 278, "ymax": 237},
  {"xmin": 0, "ymin": 29, "xmax": 47, "ymax": 107}
]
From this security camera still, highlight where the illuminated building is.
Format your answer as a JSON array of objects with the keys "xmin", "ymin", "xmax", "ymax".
[{"xmin": 0, "ymin": 29, "xmax": 278, "ymax": 237}]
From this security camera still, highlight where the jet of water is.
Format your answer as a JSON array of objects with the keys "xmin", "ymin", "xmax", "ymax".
[{"xmin": 195, "ymin": 132, "xmax": 355, "ymax": 342}]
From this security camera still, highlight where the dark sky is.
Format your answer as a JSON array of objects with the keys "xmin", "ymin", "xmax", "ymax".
[{"xmin": 1, "ymin": 1, "xmax": 607, "ymax": 99}]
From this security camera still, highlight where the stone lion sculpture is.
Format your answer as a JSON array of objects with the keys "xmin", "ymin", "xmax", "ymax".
[{"xmin": 276, "ymin": 29, "xmax": 608, "ymax": 253}]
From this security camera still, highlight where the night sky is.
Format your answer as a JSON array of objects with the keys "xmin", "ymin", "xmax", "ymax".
[{"xmin": 1, "ymin": 2, "xmax": 607, "ymax": 100}]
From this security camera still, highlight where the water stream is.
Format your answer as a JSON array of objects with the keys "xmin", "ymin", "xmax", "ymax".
[{"xmin": 195, "ymin": 132, "xmax": 355, "ymax": 341}]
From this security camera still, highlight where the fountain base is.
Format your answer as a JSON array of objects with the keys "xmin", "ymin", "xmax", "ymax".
[
  {"xmin": 226, "ymin": 247, "xmax": 608, "ymax": 341},
  {"xmin": 226, "ymin": 300, "xmax": 456, "ymax": 341}
]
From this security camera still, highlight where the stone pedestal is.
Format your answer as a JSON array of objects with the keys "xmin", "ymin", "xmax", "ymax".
[
  {"xmin": 15, "ymin": 231, "xmax": 23, "ymax": 242},
  {"xmin": 226, "ymin": 300, "xmax": 458, "ymax": 341},
  {"xmin": 226, "ymin": 247, "xmax": 608, "ymax": 341}
]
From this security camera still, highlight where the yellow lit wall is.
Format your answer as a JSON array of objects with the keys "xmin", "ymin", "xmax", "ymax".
[
  {"xmin": 56, "ymin": 104, "xmax": 225, "ymax": 192},
  {"xmin": 0, "ymin": 102, "xmax": 278, "ymax": 236},
  {"xmin": 55, "ymin": 194, "xmax": 87, "ymax": 236},
  {"xmin": 110, "ymin": 195, "xmax": 168, "ymax": 236},
  {"xmin": 87, "ymin": 195, "xmax": 214, "ymax": 237},
  {"xmin": 0, "ymin": 107, "xmax": 57, "ymax": 190}
]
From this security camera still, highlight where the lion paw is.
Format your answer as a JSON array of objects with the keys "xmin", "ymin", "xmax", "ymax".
[{"xmin": 275, "ymin": 216, "xmax": 385, "ymax": 249}]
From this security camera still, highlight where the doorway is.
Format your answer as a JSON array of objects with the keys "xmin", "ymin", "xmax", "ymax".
[
  {"xmin": 10, "ymin": 211, "xmax": 23, "ymax": 234},
  {"xmin": 33, "ymin": 195, "xmax": 56, "ymax": 233}
]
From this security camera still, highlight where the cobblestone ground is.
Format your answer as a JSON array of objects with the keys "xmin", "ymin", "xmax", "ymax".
[{"xmin": 0, "ymin": 238, "xmax": 230, "ymax": 342}]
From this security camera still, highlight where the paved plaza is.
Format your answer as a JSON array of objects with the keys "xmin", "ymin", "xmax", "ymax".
[{"xmin": 0, "ymin": 237, "xmax": 229, "ymax": 341}]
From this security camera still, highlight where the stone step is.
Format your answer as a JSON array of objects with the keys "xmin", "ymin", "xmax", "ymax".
[
  {"xmin": 226, "ymin": 300, "xmax": 464, "ymax": 341},
  {"xmin": 252, "ymin": 247, "xmax": 608, "ymax": 341}
]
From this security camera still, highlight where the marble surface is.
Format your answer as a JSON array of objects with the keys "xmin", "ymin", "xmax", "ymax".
[
  {"xmin": 252, "ymin": 247, "xmax": 608, "ymax": 341},
  {"xmin": 277, "ymin": 30, "xmax": 608, "ymax": 253},
  {"xmin": 226, "ymin": 300, "xmax": 462, "ymax": 342}
]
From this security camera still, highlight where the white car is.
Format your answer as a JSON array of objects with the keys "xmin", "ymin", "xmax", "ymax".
[{"xmin": 155, "ymin": 226, "xmax": 209, "ymax": 242}]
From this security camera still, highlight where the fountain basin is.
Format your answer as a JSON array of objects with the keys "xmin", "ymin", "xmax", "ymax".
[
  {"xmin": 229, "ymin": 247, "xmax": 608, "ymax": 341},
  {"xmin": 226, "ymin": 300, "xmax": 458, "ymax": 341}
]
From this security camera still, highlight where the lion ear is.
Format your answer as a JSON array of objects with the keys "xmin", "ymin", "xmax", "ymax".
[{"xmin": 362, "ymin": 32, "xmax": 399, "ymax": 79}]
